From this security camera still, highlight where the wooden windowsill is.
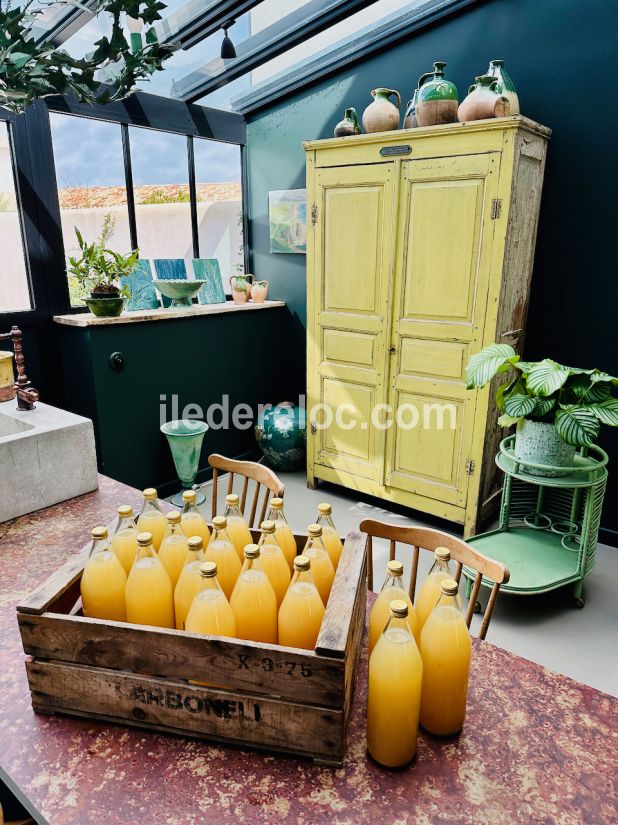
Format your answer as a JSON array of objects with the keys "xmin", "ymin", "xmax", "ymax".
[{"xmin": 53, "ymin": 300, "xmax": 285, "ymax": 328}]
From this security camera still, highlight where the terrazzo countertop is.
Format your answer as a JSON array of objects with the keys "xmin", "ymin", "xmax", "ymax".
[{"xmin": 1, "ymin": 476, "xmax": 617, "ymax": 825}]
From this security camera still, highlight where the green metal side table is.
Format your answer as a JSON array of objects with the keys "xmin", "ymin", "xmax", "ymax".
[{"xmin": 464, "ymin": 436, "xmax": 608, "ymax": 609}]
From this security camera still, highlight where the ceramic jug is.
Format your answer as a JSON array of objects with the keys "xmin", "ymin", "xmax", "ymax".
[
  {"xmin": 230, "ymin": 274, "xmax": 253, "ymax": 304},
  {"xmin": 457, "ymin": 75, "xmax": 511, "ymax": 122},
  {"xmin": 250, "ymin": 280, "xmax": 269, "ymax": 303},
  {"xmin": 403, "ymin": 87, "xmax": 420, "ymax": 129},
  {"xmin": 415, "ymin": 62, "xmax": 458, "ymax": 127},
  {"xmin": 486, "ymin": 59, "xmax": 520, "ymax": 114},
  {"xmin": 362, "ymin": 88, "xmax": 401, "ymax": 133},
  {"xmin": 334, "ymin": 107, "xmax": 361, "ymax": 137}
]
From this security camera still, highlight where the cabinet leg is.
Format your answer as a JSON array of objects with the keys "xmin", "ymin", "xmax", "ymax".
[{"xmin": 307, "ymin": 475, "xmax": 318, "ymax": 491}]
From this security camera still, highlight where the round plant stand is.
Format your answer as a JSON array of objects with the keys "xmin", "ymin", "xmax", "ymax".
[{"xmin": 464, "ymin": 436, "xmax": 608, "ymax": 608}]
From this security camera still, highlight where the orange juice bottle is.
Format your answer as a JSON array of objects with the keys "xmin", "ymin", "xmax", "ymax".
[
  {"xmin": 278, "ymin": 555, "xmax": 325, "ymax": 650},
  {"xmin": 223, "ymin": 493, "xmax": 253, "ymax": 560},
  {"xmin": 203, "ymin": 516, "xmax": 241, "ymax": 600},
  {"xmin": 125, "ymin": 531, "xmax": 174, "ymax": 628},
  {"xmin": 230, "ymin": 544, "xmax": 277, "ymax": 643},
  {"xmin": 266, "ymin": 497, "xmax": 297, "ymax": 570},
  {"xmin": 174, "ymin": 536, "xmax": 207, "ymax": 629},
  {"xmin": 420, "ymin": 579, "xmax": 471, "ymax": 736},
  {"xmin": 158, "ymin": 511, "xmax": 190, "ymax": 588},
  {"xmin": 302, "ymin": 524, "xmax": 335, "ymax": 606},
  {"xmin": 80, "ymin": 526, "xmax": 127, "ymax": 621},
  {"xmin": 180, "ymin": 489, "xmax": 211, "ymax": 547},
  {"xmin": 367, "ymin": 600, "xmax": 423, "ymax": 767},
  {"xmin": 415, "ymin": 547, "xmax": 454, "ymax": 632},
  {"xmin": 316, "ymin": 503, "xmax": 343, "ymax": 569},
  {"xmin": 185, "ymin": 561, "xmax": 236, "ymax": 638},
  {"xmin": 369, "ymin": 560, "xmax": 418, "ymax": 652},
  {"xmin": 111, "ymin": 504, "xmax": 139, "ymax": 575},
  {"xmin": 256, "ymin": 520, "xmax": 291, "ymax": 608},
  {"xmin": 136, "ymin": 488, "xmax": 167, "ymax": 551}
]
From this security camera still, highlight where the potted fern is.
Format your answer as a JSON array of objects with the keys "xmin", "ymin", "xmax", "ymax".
[{"xmin": 465, "ymin": 344, "xmax": 618, "ymax": 476}]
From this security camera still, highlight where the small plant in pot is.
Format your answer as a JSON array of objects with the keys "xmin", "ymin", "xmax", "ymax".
[
  {"xmin": 67, "ymin": 215, "xmax": 138, "ymax": 317},
  {"xmin": 465, "ymin": 343, "xmax": 618, "ymax": 476}
]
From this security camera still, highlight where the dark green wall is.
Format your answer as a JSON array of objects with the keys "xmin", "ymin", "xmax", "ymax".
[{"xmin": 246, "ymin": 0, "xmax": 618, "ymax": 541}]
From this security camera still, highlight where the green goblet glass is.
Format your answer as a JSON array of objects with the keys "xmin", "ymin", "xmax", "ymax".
[{"xmin": 160, "ymin": 419, "xmax": 208, "ymax": 506}]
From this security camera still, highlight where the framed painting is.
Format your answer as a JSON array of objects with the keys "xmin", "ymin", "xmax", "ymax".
[{"xmin": 268, "ymin": 189, "xmax": 307, "ymax": 254}]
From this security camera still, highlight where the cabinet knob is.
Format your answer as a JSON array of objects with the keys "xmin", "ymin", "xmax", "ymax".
[{"xmin": 109, "ymin": 351, "xmax": 125, "ymax": 371}]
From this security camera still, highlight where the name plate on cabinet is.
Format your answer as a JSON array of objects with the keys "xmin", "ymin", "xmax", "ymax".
[{"xmin": 380, "ymin": 145, "xmax": 412, "ymax": 157}]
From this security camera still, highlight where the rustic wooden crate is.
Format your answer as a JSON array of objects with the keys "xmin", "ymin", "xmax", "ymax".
[{"xmin": 17, "ymin": 527, "xmax": 367, "ymax": 766}]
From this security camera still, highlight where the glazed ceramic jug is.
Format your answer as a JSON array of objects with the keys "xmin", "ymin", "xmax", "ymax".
[
  {"xmin": 403, "ymin": 87, "xmax": 420, "ymax": 129},
  {"xmin": 457, "ymin": 75, "xmax": 510, "ymax": 122},
  {"xmin": 250, "ymin": 280, "xmax": 269, "ymax": 303},
  {"xmin": 415, "ymin": 62, "xmax": 458, "ymax": 127},
  {"xmin": 230, "ymin": 275, "xmax": 253, "ymax": 304},
  {"xmin": 362, "ymin": 88, "xmax": 401, "ymax": 133},
  {"xmin": 486, "ymin": 59, "xmax": 520, "ymax": 114},
  {"xmin": 334, "ymin": 107, "xmax": 361, "ymax": 137}
]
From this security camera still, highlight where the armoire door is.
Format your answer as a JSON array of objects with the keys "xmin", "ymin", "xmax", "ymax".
[
  {"xmin": 309, "ymin": 163, "xmax": 395, "ymax": 482},
  {"xmin": 385, "ymin": 152, "xmax": 501, "ymax": 507}
]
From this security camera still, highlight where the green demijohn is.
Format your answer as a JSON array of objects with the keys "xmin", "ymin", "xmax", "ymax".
[
  {"xmin": 334, "ymin": 107, "xmax": 361, "ymax": 137},
  {"xmin": 255, "ymin": 401, "xmax": 306, "ymax": 471},
  {"xmin": 160, "ymin": 419, "xmax": 208, "ymax": 505},
  {"xmin": 415, "ymin": 61, "xmax": 458, "ymax": 127}
]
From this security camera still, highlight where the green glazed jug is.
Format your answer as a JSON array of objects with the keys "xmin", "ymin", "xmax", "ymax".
[
  {"xmin": 334, "ymin": 106, "xmax": 361, "ymax": 137},
  {"xmin": 415, "ymin": 61, "xmax": 458, "ymax": 127},
  {"xmin": 487, "ymin": 59, "xmax": 519, "ymax": 114}
]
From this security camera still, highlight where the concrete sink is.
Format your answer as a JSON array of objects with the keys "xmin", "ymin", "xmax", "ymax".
[{"xmin": 0, "ymin": 401, "xmax": 98, "ymax": 523}]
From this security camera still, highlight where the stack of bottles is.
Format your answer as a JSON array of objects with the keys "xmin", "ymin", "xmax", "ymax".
[
  {"xmin": 80, "ymin": 489, "xmax": 344, "ymax": 652},
  {"xmin": 367, "ymin": 548, "xmax": 472, "ymax": 768}
]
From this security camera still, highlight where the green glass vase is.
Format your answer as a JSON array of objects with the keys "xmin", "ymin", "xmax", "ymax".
[{"xmin": 160, "ymin": 419, "xmax": 208, "ymax": 506}]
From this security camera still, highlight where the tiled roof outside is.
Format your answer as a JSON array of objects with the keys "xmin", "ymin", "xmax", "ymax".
[{"xmin": 58, "ymin": 182, "xmax": 242, "ymax": 209}]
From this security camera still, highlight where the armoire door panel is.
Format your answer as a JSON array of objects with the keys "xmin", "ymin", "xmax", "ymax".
[
  {"xmin": 400, "ymin": 339, "xmax": 468, "ymax": 381},
  {"xmin": 323, "ymin": 329, "xmax": 375, "ymax": 368},
  {"xmin": 317, "ymin": 378, "xmax": 376, "ymax": 478}
]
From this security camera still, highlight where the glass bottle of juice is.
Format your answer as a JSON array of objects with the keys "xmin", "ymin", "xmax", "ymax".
[
  {"xmin": 302, "ymin": 524, "xmax": 335, "ymax": 606},
  {"xmin": 278, "ymin": 555, "xmax": 325, "ymax": 650},
  {"xmin": 111, "ymin": 504, "xmax": 139, "ymax": 575},
  {"xmin": 415, "ymin": 547, "xmax": 455, "ymax": 632},
  {"xmin": 136, "ymin": 488, "xmax": 167, "ymax": 551},
  {"xmin": 223, "ymin": 493, "xmax": 253, "ymax": 560},
  {"xmin": 125, "ymin": 531, "xmax": 174, "ymax": 628},
  {"xmin": 185, "ymin": 561, "xmax": 236, "ymax": 638},
  {"xmin": 230, "ymin": 544, "xmax": 278, "ymax": 643},
  {"xmin": 158, "ymin": 511, "xmax": 190, "ymax": 588},
  {"xmin": 420, "ymin": 579, "xmax": 471, "ymax": 736},
  {"xmin": 316, "ymin": 503, "xmax": 343, "ymax": 569},
  {"xmin": 174, "ymin": 536, "xmax": 207, "ymax": 629},
  {"xmin": 266, "ymin": 497, "xmax": 297, "ymax": 570},
  {"xmin": 256, "ymin": 520, "xmax": 291, "ymax": 608},
  {"xmin": 367, "ymin": 599, "xmax": 423, "ymax": 768},
  {"xmin": 81, "ymin": 526, "xmax": 127, "ymax": 622},
  {"xmin": 203, "ymin": 516, "xmax": 241, "ymax": 600},
  {"xmin": 369, "ymin": 560, "xmax": 418, "ymax": 653},
  {"xmin": 180, "ymin": 489, "xmax": 211, "ymax": 547}
]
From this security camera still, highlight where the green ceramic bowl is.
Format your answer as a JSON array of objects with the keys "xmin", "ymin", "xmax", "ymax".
[
  {"xmin": 153, "ymin": 279, "xmax": 207, "ymax": 307},
  {"xmin": 85, "ymin": 296, "xmax": 126, "ymax": 317}
]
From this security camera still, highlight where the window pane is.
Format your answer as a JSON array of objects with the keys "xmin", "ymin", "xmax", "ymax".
[
  {"xmin": 50, "ymin": 113, "xmax": 131, "ymax": 307},
  {"xmin": 194, "ymin": 140, "xmax": 244, "ymax": 284},
  {"xmin": 0, "ymin": 122, "xmax": 31, "ymax": 313},
  {"xmin": 130, "ymin": 127, "xmax": 193, "ymax": 260}
]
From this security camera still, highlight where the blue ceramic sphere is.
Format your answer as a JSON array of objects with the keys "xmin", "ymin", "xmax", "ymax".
[{"xmin": 255, "ymin": 402, "xmax": 306, "ymax": 471}]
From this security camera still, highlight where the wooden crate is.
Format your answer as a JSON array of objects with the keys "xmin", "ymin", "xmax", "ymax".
[{"xmin": 16, "ymin": 527, "xmax": 367, "ymax": 766}]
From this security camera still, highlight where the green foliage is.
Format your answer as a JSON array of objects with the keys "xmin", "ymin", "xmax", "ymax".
[
  {"xmin": 67, "ymin": 213, "xmax": 137, "ymax": 297},
  {"xmin": 465, "ymin": 343, "xmax": 618, "ymax": 447},
  {"xmin": 140, "ymin": 188, "xmax": 190, "ymax": 204},
  {"xmin": 0, "ymin": 1, "xmax": 172, "ymax": 113}
]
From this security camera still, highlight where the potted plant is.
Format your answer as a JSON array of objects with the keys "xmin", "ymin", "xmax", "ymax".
[
  {"xmin": 67, "ymin": 215, "xmax": 138, "ymax": 317},
  {"xmin": 465, "ymin": 343, "xmax": 618, "ymax": 476}
]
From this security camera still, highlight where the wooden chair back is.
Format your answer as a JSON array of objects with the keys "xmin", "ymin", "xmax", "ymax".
[
  {"xmin": 208, "ymin": 454, "xmax": 285, "ymax": 528},
  {"xmin": 359, "ymin": 519, "xmax": 509, "ymax": 640}
]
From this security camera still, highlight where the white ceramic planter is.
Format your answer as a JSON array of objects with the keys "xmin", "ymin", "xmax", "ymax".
[{"xmin": 514, "ymin": 419, "xmax": 576, "ymax": 477}]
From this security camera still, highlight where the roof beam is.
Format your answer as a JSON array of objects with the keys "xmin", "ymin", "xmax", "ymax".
[
  {"xmin": 33, "ymin": 1, "xmax": 98, "ymax": 47},
  {"xmin": 156, "ymin": 0, "xmax": 263, "ymax": 49},
  {"xmin": 173, "ymin": 0, "xmax": 380, "ymax": 103}
]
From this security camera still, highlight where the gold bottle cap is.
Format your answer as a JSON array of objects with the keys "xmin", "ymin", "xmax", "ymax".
[
  {"xmin": 390, "ymin": 599, "xmax": 408, "ymax": 618},
  {"xmin": 143, "ymin": 488, "xmax": 157, "ymax": 500},
  {"xmin": 387, "ymin": 559, "xmax": 404, "ymax": 577},
  {"xmin": 294, "ymin": 554, "xmax": 311, "ymax": 572},
  {"xmin": 317, "ymin": 502, "xmax": 332, "ymax": 515},
  {"xmin": 167, "ymin": 511, "xmax": 181, "ymax": 524},
  {"xmin": 183, "ymin": 489, "xmax": 197, "ymax": 502},
  {"xmin": 117, "ymin": 504, "xmax": 133, "ymax": 517},
  {"xmin": 200, "ymin": 561, "xmax": 217, "ymax": 578},
  {"xmin": 137, "ymin": 531, "xmax": 153, "ymax": 546},
  {"xmin": 91, "ymin": 526, "xmax": 108, "ymax": 540},
  {"xmin": 260, "ymin": 519, "xmax": 276, "ymax": 534},
  {"xmin": 270, "ymin": 497, "xmax": 284, "ymax": 510},
  {"xmin": 441, "ymin": 579, "xmax": 459, "ymax": 596},
  {"xmin": 188, "ymin": 536, "xmax": 204, "ymax": 551},
  {"xmin": 244, "ymin": 543, "xmax": 260, "ymax": 559},
  {"xmin": 226, "ymin": 493, "xmax": 240, "ymax": 506},
  {"xmin": 213, "ymin": 515, "xmax": 227, "ymax": 529},
  {"xmin": 435, "ymin": 547, "xmax": 451, "ymax": 562},
  {"xmin": 307, "ymin": 523, "xmax": 323, "ymax": 536}
]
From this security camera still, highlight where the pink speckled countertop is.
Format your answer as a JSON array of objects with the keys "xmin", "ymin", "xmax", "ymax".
[{"xmin": 1, "ymin": 476, "xmax": 617, "ymax": 825}]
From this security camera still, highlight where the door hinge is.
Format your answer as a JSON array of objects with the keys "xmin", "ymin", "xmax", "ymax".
[
  {"xmin": 490, "ymin": 198, "xmax": 502, "ymax": 220},
  {"xmin": 310, "ymin": 421, "xmax": 317, "ymax": 434},
  {"xmin": 311, "ymin": 204, "xmax": 318, "ymax": 225},
  {"xmin": 465, "ymin": 459, "xmax": 475, "ymax": 475}
]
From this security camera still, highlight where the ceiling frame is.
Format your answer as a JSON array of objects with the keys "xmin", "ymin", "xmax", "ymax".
[{"xmin": 156, "ymin": 0, "xmax": 263, "ymax": 49}]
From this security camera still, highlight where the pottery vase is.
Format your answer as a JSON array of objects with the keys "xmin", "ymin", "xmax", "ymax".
[
  {"xmin": 415, "ymin": 62, "xmax": 458, "ymax": 127},
  {"xmin": 458, "ymin": 75, "xmax": 511, "ymax": 122},
  {"xmin": 403, "ymin": 87, "xmax": 420, "ymax": 129},
  {"xmin": 362, "ymin": 88, "xmax": 401, "ymax": 133},
  {"xmin": 334, "ymin": 107, "xmax": 361, "ymax": 137},
  {"xmin": 250, "ymin": 280, "xmax": 269, "ymax": 303},
  {"xmin": 487, "ymin": 59, "xmax": 520, "ymax": 114},
  {"xmin": 230, "ymin": 275, "xmax": 249, "ymax": 304}
]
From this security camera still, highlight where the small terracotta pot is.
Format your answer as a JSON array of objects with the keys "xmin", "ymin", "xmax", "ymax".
[{"xmin": 250, "ymin": 280, "xmax": 269, "ymax": 303}]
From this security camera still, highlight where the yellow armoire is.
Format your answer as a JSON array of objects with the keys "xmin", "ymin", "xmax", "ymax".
[{"xmin": 305, "ymin": 115, "xmax": 550, "ymax": 535}]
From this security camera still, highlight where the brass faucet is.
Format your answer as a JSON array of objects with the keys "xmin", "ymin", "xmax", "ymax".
[{"xmin": 0, "ymin": 326, "xmax": 39, "ymax": 410}]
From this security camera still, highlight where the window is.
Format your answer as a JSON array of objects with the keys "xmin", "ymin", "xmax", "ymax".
[{"xmin": 0, "ymin": 122, "xmax": 31, "ymax": 313}]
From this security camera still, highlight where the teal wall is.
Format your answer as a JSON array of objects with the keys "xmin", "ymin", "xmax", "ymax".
[{"xmin": 246, "ymin": 0, "xmax": 618, "ymax": 541}]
